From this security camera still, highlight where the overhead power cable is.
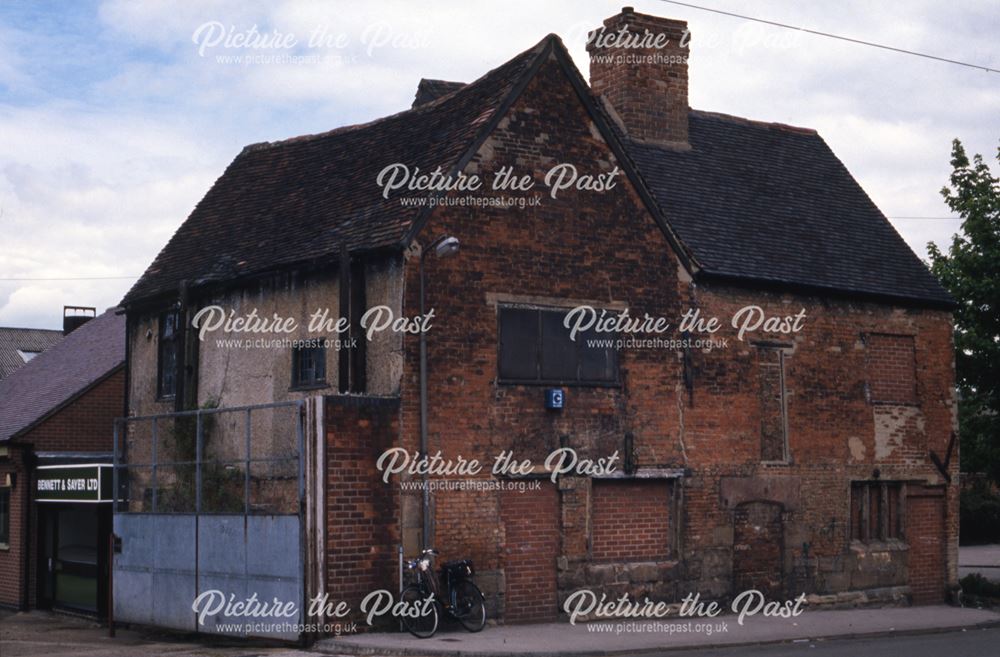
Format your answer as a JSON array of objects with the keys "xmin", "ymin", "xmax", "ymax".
[{"xmin": 654, "ymin": 0, "xmax": 999, "ymax": 73}]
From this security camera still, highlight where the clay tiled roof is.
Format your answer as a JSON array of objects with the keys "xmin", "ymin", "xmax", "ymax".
[
  {"xmin": 122, "ymin": 38, "xmax": 550, "ymax": 306},
  {"xmin": 412, "ymin": 79, "xmax": 466, "ymax": 108}
]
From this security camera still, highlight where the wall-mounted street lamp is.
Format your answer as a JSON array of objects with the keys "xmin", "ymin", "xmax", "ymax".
[{"xmin": 420, "ymin": 235, "xmax": 459, "ymax": 550}]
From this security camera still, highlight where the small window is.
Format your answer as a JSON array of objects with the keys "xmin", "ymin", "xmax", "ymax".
[
  {"xmin": 0, "ymin": 486, "xmax": 9, "ymax": 546},
  {"xmin": 157, "ymin": 311, "xmax": 179, "ymax": 399},
  {"xmin": 756, "ymin": 345, "xmax": 789, "ymax": 462},
  {"xmin": 292, "ymin": 345, "xmax": 327, "ymax": 389},
  {"xmin": 851, "ymin": 481, "xmax": 902, "ymax": 542},
  {"xmin": 498, "ymin": 306, "xmax": 618, "ymax": 385},
  {"xmin": 17, "ymin": 350, "xmax": 40, "ymax": 363}
]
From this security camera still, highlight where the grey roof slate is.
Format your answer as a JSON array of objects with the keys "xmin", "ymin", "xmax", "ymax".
[
  {"xmin": 0, "ymin": 309, "xmax": 125, "ymax": 442},
  {"xmin": 625, "ymin": 111, "xmax": 953, "ymax": 306},
  {"xmin": 0, "ymin": 327, "xmax": 63, "ymax": 381}
]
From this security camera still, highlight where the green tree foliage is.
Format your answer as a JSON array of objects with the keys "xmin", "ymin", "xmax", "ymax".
[{"xmin": 928, "ymin": 139, "xmax": 1000, "ymax": 483}]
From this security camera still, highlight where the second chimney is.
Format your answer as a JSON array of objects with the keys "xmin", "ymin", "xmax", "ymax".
[
  {"xmin": 63, "ymin": 305, "xmax": 96, "ymax": 335},
  {"xmin": 588, "ymin": 7, "xmax": 690, "ymax": 147}
]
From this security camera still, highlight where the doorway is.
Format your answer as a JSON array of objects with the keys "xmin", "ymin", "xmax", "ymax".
[
  {"xmin": 37, "ymin": 503, "xmax": 110, "ymax": 616},
  {"xmin": 732, "ymin": 501, "xmax": 785, "ymax": 597}
]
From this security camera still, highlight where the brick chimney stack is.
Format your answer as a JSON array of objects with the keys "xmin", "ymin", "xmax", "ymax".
[{"xmin": 587, "ymin": 7, "xmax": 690, "ymax": 148}]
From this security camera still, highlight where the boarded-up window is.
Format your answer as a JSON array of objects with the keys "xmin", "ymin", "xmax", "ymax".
[
  {"xmin": 498, "ymin": 306, "xmax": 618, "ymax": 385},
  {"xmin": 591, "ymin": 480, "xmax": 670, "ymax": 561},
  {"xmin": 866, "ymin": 334, "xmax": 917, "ymax": 404},
  {"xmin": 756, "ymin": 346, "xmax": 788, "ymax": 462},
  {"xmin": 851, "ymin": 481, "xmax": 902, "ymax": 542}
]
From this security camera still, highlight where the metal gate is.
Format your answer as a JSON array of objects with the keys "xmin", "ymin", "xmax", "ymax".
[{"xmin": 112, "ymin": 401, "xmax": 307, "ymax": 640}]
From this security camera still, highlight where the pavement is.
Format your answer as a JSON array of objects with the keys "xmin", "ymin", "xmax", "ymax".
[
  {"xmin": 0, "ymin": 609, "xmax": 303, "ymax": 657},
  {"xmin": 316, "ymin": 605, "xmax": 1000, "ymax": 656},
  {"xmin": 959, "ymin": 544, "xmax": 1000, "ymax": 581},
  {"xmin": 2, "ymin": 604, "xmax": 998, "ymax": 657}
]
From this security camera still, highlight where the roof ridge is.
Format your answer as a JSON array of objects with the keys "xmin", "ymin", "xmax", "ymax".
[
  {"xmin": 689, "ymin": 109, "xmax": 817, "ymax": 135},
  {"xmin": 242, "ymin": 36, "xmax": 553, "ymax": 154},
  {"xmin": 0, "ymin": 326, "xmax": 62, "ymax": 333}
]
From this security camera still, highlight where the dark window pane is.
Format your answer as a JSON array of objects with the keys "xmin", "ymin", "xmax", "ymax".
[
  {"xmin": 498, "ymin": 306, "xmax": 619, "ymax": 385},
  {"xmin": 293, "ymin": 346, "xmax": 327, "ymax": 387},
  {"xmin": 162, "ymin": 312, "xmax": 177, "ymax": 339},
  {"xmin": 158, "ymin": 311, "xmax": 179, "ymax": 399},
  {"xmin": 499, "ymin": 308, "xmax": 538, "ymax": 380},
  {"xmin": 579, "ymin": 326, "xmax": 617, "ymax": 382},
  {"xmin": 540, "ymin": 310, "xmax": 578, "ymax": 381}
]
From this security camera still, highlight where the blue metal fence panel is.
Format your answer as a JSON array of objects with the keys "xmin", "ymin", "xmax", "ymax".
[
  {"xmin": 113, "ymin": 513, "xmax": 302, "ymax": 639},
  {"xmin": 112, "ymin": 400, "xmax": 307, "ymax": 641}
]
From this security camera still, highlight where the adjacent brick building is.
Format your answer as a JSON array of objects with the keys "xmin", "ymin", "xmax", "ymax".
[
  {"xmin": 119, "ymin": 7, "xmax": 958, "ymax": 630},
  {"xmin": 0, "ymin": 309, "xmax": 125, "ymax": 615}
]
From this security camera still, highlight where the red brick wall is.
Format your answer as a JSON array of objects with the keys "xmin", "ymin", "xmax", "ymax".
[
  {"xmin": 866, "ymin": 334, "xmax": 918, "ymax": 404},
  {"xmin": 0, "ymin": 446, "xmax": 28, "ymax": 608},
  {"xmin": 591, "ymin": 480, "xmax": 670, "ymax": 561},
  {"xmin": 399, "ymin": 42, "xmax": 684, "ymax": 531},
  {"xmin": 676, "ymin": 285, "xmax": 955, "ymax": 598},
  {"xmin": 381, "ymin": 47, "xmax": 957, "ymax": 612},
  {"xmin": 324, "ymin": 396, "xmax": 399, "ymax": 624},
  {"xmin": 22, "ymin": 368, "xmax": 124, "ymax": 452},
  {"xmin": 0, "ymin": 367, "xmax": 123, "ymax": 609},
  {"xmin": 907, "ymin": 487, "xmax": 946, "ymax": 604},
  {"xmin": 501, "ymin": 483, "xmax": 559, "ymax": 622}
]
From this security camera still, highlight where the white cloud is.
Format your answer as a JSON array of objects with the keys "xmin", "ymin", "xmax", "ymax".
[{"xmin": 0, "ymin": 0, "xmax": 996, "ymax": 326}]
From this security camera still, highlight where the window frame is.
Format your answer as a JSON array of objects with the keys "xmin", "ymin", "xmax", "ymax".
[
  {"xmin": 496, "ymin": 304, "xmax": 620, "ymax": 387},
  {"xmin": 291, "ymin": 344, "xmax": 328, "ymax": 390},
  {"xmin": 156, "ymin": 310, "xmax": 179, "ymax": 401},
  {"xmin": 754, "ymin": 342, "xmax": 791, "ymax": 464},
  {"xmin": 850, "ymin": 480, "xmax": 904, "ymax": 544}
]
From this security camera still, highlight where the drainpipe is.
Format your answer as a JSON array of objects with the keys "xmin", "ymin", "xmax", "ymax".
[
  {"xmin": 418, "ymin": 235, "xmax": 460, "ymax": 550},
  {"xmin": 419, "ymin": 254, "xmax": 430, "ymax": 549}
]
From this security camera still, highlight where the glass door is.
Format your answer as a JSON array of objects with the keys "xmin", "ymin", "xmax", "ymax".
[{"xmin": 54, "ymin": 505, "xmax": 99, "ymax": 613}]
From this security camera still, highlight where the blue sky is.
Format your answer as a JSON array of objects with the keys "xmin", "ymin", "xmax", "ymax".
[{"xmin": 0, "ymin": 0, "xmax": 997, "ymax": 328}]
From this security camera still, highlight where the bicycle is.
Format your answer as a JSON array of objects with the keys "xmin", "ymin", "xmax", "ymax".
[{"xmin": 400, "ymin": 548, "xmax": 487, "ymax": 638}]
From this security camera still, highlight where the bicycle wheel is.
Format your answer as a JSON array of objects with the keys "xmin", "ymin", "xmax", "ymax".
[
  {"xmin": 453, "ymin": 580, "xmax": 486, "ymax": 632},
  {"xmin": 400, "ymin": 585, "xmax": 439, "ymax": 639}
]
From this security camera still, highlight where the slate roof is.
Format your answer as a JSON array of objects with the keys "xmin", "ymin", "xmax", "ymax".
[
  {"xmin": 0, "ymin": 327, "xmax": 63, "ymax": 381},
  {"xmin": 0, "ymin": 309, "xmax": 125, "ymax": 442},
  {"xmin": 625, "ymin": 111, "xmax": 953, "ymax": 306},
  {"xmin": 122, "ymin": 38, "xmax": 548, "ymax": 306},
  {"xmin": 122, "ymin": 33, "xmax": 952, "ymax": 309}
]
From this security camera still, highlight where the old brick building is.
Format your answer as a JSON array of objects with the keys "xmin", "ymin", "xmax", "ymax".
[
  {"xmin": 0, "ymin": 309, "xmax": 125, "ymax": 615},
  {"xmin": 119, "ymin": 8, "xmax": 957, "ymax": 630}
]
